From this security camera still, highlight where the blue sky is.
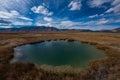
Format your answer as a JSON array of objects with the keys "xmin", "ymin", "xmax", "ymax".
[{"xmin": 0, "ymin": 0, "xmax": 120, "ymax": 30}]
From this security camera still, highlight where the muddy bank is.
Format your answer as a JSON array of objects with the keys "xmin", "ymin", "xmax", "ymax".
[{"xmin": 0, "ymin": 32, "xmax": 120, "ymax": 80}]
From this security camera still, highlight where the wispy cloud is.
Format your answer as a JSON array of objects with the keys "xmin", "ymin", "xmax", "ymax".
[
  {"xmin": 88, "ymin": 0, "xmax": 112, "ymax": 8},
  {"xmin": 112, "ymin": 0, "xmax": 120, "ymax": 5},
  {"xmin": 13, "ymin": 21, "xmax": 32, "ymax": 25},
  {"xmin": 0, "ymin": 0, "xmax": 30, "ymax": 14},
  {"xmin": 68, "ymin": 1, "xmax": 82, "ymax": 11},
  {"xmin": 56, "ymin": 17, "xmax": 120, "ymax": 29},
  {"xmin": 0, "ymin": 10, "xmax": 33, "ymax": 25},
  {"xmin": 56, "ymin": 20, "xmax": 82, "ymax": 29},
  {"xmin": 0, "ymin": 26, "xmax": 11, "ymax": 28},
  {"xmin": 97, "ymin": 18, "xmax": 109, "ymax": 25},
  {"xmin": 18, "ymin": 16, "xmax": 33, "ymax": 21},
  {"xmin": 0, "ymin": 10, "xmax": 32, "ymax": 21},
  {"xmin": 89, "ymin": 14, "xmax": 99, "ymax": 18},
  {"xmin": 0, "ymin": 10, "xmax": 19, "ymax": 19},
  {"xmin": 36, "ymin": 22, "xmax": 53, "ymax": 27},
  {"xmin": 43, "ymin": 17, "xmax": 53, "ymax": 22},
  {"xmin": 106, "ymin": 0, "xmax": 120, "ymax": 15}
]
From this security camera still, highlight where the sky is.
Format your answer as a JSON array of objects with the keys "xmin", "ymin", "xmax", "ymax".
[{"xmin": 0, "ymin": 0, "xmax": 120, "ymax": 30}]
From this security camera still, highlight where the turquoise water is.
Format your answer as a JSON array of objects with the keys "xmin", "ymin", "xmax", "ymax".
[{"xmin": 11, "ymin": 40, "xmax": 105, "ymax": 68}]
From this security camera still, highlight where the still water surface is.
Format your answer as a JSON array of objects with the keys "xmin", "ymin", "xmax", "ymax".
[{"xmin": 11, "ymin": 40, "xmax": 105, "ymax": 68}]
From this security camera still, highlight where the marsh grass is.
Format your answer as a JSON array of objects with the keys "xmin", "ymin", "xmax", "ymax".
[{"xmin": 0, "ymin": 32, "xmax": 120, "ymax": 80}]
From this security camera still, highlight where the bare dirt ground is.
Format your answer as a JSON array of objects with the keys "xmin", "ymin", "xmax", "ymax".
[{"xmin": 0, "ymin": 32, "xmax": 120, "ymax": 80}]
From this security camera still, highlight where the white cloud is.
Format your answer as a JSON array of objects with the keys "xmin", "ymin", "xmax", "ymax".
[
  {"xmin": 88, "ymin": 0, "xmax": 111, "ymax": 8},
  {"xmin": 0, "ymin": 10, "xmax": 32, "ymax": 21},
  {"xmin": 0, "ymin": 10, "xmax": 19, "ymax": 19},
  {"xmin": 31, "ymin": 4, "xmax": 53, "ymax": 16},
  {"xmin": 115, "ymin": 19, "xmax": 120, "ymax": 22},
  {"xmin": 12, "ymin": 21, "xmax": 32, "ymax": 25},
  {"xmin": 43, "ymin": 17, "xmax": 53, "ymax": 22},
  {"xmin": 35, "ymin": 18, "xmax": 119, "ymax": 30},
  {"xmin": 18, "ymin": 16, "xmax": 33, "ymax": 21},
  {"xmin": 97, "ymin": 18, "xmax": 109, "ymax": 25},
  {"xmin": 106, "ymin": 1, "xmax": 120, "ymax": 15},
  {"xmin": 0, "ymin": 0, "xmax": 30, "ymax": 14},
  {"xmin": 57, "ymin": 18, "xmax": 110, "ymax": 29},
  {"xmin": 112, "ymin": 0, "xmax": 120, "ymax": 6},
  {"xmin": 0, "ymin": 10, "xmax": 33, "ymax": 25},
  {"xmin": 56, "ymin": 21, "xmax": 82, "ymax": 29},
  {"xmin": 56, "ymin": 18, "xmax": 119, "ymax": 29},
  {"xmin": 36, "ymin": 22, "xmax": 53, "ymax": 27},
  {"xmin": 89, "ymin": 14, "xmax": 99, "ymax": 18},
  {"xmin": 96, "ymin": 18, "xmax": 119, "ymax": 25},
  {"xmin": 83, "ymin": 18, "xmax": 110, "ymax": 25},
  {"xmin": 55, "ymin": 19, "xmax": 119, "ymax": 30},
  {"xmin": 0, "ymin": 26, "xmax": 11, "ymax": 28},
  {"xmin": 68, "ymin": 1, "xmax": 82, "ymax": 11},
  {"xmin": 60, "ymin": 21, "xmax": 79, "ymax": 26}
]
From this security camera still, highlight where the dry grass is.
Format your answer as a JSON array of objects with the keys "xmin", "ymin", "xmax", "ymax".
[{"xmin": 0, "ymin": 32, "xmax": 120, "ymax": 80}]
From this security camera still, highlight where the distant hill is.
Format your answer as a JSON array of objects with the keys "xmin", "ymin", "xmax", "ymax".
[
  {"xmin": 95, "ymin": 28, "xmax": 120, "ymax": 33},
  {"xmin": 61, "ymin": 28, "xmax": 120, "ymax": 33},
  {"xmin": 0, "ymin": 26, "xmax": 59, "ymax": 33},
  {"xmin": 112, "ymin": 28, "xmax": 120, "ymax": 32},
  {"xmin": 0, "ymin": 26, "xmax": 120, "ymax": 33},
  {"xmin": 61, "ymin": 29, "xmax": 92, "ymax": 32}
]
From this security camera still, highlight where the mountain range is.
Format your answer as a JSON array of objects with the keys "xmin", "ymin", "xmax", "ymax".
[{"xmin": 0, "ymin": 26, "xmax": 120, "ymax": 33}]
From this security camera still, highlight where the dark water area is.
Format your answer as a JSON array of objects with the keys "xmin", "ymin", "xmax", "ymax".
[{"xmin": 11, "ymin": 40, "xmax": 105, "ymax": 68}]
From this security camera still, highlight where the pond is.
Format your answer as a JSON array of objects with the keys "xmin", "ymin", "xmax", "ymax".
[{"xmin": 11, "ymin": 40, "xmax": 105, "ymax": 68}]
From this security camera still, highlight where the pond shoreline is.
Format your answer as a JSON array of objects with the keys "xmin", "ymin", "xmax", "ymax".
[
  {"xmin": 0, "ymin": 32, "xmax": 120, "ymax": 80},
  {"xmin": 10, "ymin": 39, "xmax": 106, "ymax": 70}
]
